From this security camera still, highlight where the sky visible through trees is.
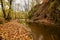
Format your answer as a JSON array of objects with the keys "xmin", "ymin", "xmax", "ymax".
[{"xmin": 0, "ymin": 0, "xmax": 43, "ymax": 12}]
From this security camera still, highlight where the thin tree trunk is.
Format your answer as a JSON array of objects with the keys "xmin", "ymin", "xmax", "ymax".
[
  {"xmin": 7, "ymin": 0, "xmax": 12, "ymax": 21},
  {"xmin": 0, "ymin": 0, "xmax": 6, "ymax": 19}
]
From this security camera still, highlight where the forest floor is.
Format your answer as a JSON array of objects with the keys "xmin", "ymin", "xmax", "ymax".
[{"xmin": 0, "ymin": 20, "xmax": 33, "ymax": 40}]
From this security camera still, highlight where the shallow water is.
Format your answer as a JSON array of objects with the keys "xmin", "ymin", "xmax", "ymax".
[{"xmin": 28, "ymin": 22, "xmax": 60, "ymax": 40}]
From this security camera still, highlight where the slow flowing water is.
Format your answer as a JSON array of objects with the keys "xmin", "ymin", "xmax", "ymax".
[{"xmin": 27, "ymin": 22, "xmax": 60, "ymax": 40}]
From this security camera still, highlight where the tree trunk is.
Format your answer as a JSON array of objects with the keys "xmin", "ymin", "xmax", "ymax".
[
  {"xmin": 1, "ymin": 0, "xmax": 12, "ymax": 21},
  {"xmin": 0, "ymin": 0, "xmax": 6, "ymax": 19},
  {"xmin": 7, "ymin": 0, "xmax": 12, "ymax": 21}
]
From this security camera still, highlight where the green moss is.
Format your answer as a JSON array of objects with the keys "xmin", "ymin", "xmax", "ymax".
[
  {"xmin": 0, "ymin": 12, "xmax": 3, "ymax": 17},
  {"xmin": 48, "ymin": 0, "xmax": 56, "ymax": 11},
  {"xmin": 57, "ymin": 5, "xmax": 60, "ymax": 10}
]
